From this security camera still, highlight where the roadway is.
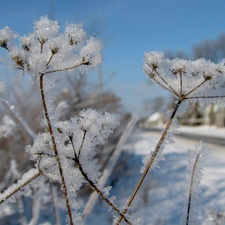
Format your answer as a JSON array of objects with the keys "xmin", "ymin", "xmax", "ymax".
[{"xmin": 142, "ymin": 127, "xmax": 225, "ymax": 146}]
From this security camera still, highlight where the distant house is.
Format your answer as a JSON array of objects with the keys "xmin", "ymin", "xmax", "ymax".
[
  {"xmin": 179, "ymin": 103, "xmax": 225, "ymax": 127},
  {"xmin": 143, "ymin": 103, "xmax": 225, "ymax": 128},
  {"xmin": 145, "ymin": 112, "xmax": 166, "ymax": 127},
  {"xmin": 204, "ymin": 104, "xmax": 225, "ymax": 127}
]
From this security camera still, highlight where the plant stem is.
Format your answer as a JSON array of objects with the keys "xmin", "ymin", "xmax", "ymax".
[
  {"xmin": 2, "ymin": 100, "xmax": 35, "ymax": 142},
  {"xmin": 183, "ymin": 78, "xmax": 208, "ymax": 98},
  {"xmin": 184, "ymin": 95, "xmax": 225, "ymax": 100},
  {"xmin": 186, "ymin": 152, "xmax": 200, "ymax": 225},
  {"xmin": 0, "ymin": 169, "xmax": 41, "ymax": 204},
  {"xmin": 115, "ymin": 99, "xmax": 182, "ymax": 225},
  {"xmin": 46, "ymin": 53, "xmax": 54, "ymax": 68},
  {"xmin": 39, "ymin": 74, "xmax": 74, "ymax": 225},
  {"xmin": 155, "ymin": 69, "xmax": 179, "ymax": 98},
  {"xmin": 68, "ymin": 135, "xmax": 132, "ymax": 225},
  {"xmin": 180, "ymin": 71, "xmax": 183, "ymax": 96},
  {"xmin": 78, "ymin": 129, "xmax": 87, "ymax": 159},
  {"xmin": 50, "ymin": 184, "xmax": 58, "ymax": 225},
  {"xmin": 43, "ymin": 61, "xmax": 87, "ymax": 75}
]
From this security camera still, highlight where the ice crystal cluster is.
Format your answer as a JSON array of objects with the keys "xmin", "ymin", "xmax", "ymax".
[
  {"xmin": 0, "ymin": 16, "xmax": 102, "ymax": 77},
  {"xmin": 182, "ymin": 142, "xmax": 208, "ymax": 225},
  {"xmin": 27, "ymin": 109, "xmax": 120, "ymax": 185},
  {"xmin": 0, "ymin": 16, "xmax": 121, "ymax": 225},
  {"xmin": 143, "ymin": 52, "xmax": 225, "ymax": 106},
  {"xmin": 0, "ymin": 115, "xmax": 16, "ymax": 138},
  {"xmin": 140, "ymin": 51, "xmax": 225, "ymax": 172}
]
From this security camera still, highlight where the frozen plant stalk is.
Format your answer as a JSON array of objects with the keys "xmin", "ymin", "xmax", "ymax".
[
  {"xmin": 115, "ymin": 52, "xmax": 225, "ymax": 224},
  {"xmin": 183, "ymin": 142, "xmax": 208, "ymax": 225},
  {"xmin": 0, "ymin": 16, "xmax": 131, "ymax": 225}
]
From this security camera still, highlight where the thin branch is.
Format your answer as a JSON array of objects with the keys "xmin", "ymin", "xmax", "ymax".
[
  {"xmin": 27, "ymin": 197, "xmax": 41, "ymax": 225},
  {"xmin": 90, "ymin": 125, "xmax": 108, "ymax": 143},
  {"xmin": 50, "ymin": 184, "xmax": 59, "ymax": 225},
  {"xmin": 45, "ymin": 53, "xmax": 55, "ymax": 68},
  {"xmin": 154, "ymin": 69, "xmax": 180, "ymax": 98},
  {"xmin": 2, "ymin": 100, "xmax": 35, "ymax": 142},
  {"xmin": 145, "ymin": 70, "xmax": 180, "ymax": 98},
  {"xmin": 145, "ymin": 62, "xmax": 180, "ymax": 97},
  {"xmin": 184, "ymin": 95, "xmax": 225, "ymax": 100},
  {"xmin": 68, "ymin": 135, "xmax": 132, "ymax": 225},
  {"xmin": 180, "ymin": 71, "xmax": 183, "ymax": 96},
  {"xmin": 83, "ymin": 115, "xmax": 138, "ymax": 218},
  {"xmin": 115, "ymin": 99, "xmax": 182, "ymax": 225},
  {"xmin": 183, "ymin": 78, "xmax": 209, "ymax": 98},
  {"xmin": 0, "ymin": 168, "xmax": 41, "ymax": 204},
  {"xmin": 17, "ymin": 196, "xmax": 26, "ymax": 225},
  {"xmin": 186, "ymin": 152, "xmax": 200, "ymax": 225},
  {"xmin": 39, "ymin": 74, "xmax": 74, "ymax": 225},
  {"xmin": 45, "ymin": 47, "xmax": 59, "ymax": 69},
  {"xmin": 78, "ymin": 129, "xmax": 87, "ymax": 159},
  {"xmin": 43, "ymin": 60, "xmax": 89, "ymax": 76},
  {"xmin": 37, "ymin": 37, "xmax": 47, "ymax": 53}
]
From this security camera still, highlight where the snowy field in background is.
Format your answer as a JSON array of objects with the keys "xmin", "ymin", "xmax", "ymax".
[
  {"xmin": 86, "ymin": 128, "xmax": 225, "ymax": 225},
  {"xmin": 178, "ymin": 125, "xmax": 225, "ymax": 139}
]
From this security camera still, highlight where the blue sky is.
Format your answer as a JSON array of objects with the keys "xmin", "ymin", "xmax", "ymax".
[{"xmin": 1, "ymin": 0, "xmax": 225, "ymax": 116}]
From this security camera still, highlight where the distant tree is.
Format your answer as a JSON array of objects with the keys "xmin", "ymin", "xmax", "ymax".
[
  {"xmin": 143, "ymin": 97, "xmax": 165, "ymax": 115},
  {"xmin": 163, "ymin": 33, "xmax": 225, "ymax": 125},
  {"xmin": 165, "ymin": 32, "xmax": 225, "ymax": 62}
]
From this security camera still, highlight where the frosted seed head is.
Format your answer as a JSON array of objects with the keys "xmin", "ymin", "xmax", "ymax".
[
  {"xmin": 80, "ymin": 37, "xmax": 103, "ymax": 68},
  {"xmin": 0, "ymin": 26, "xmax": 18, "ymax": 50},
  {"xmin": 9, "ymin": 47, "xmax": 28, "ymax": 71},
  {"xmin": 143, "ymin": 51, "xmax": 225, "ymax": 103},
  {"xmin": 143, "ymin": 51, "xmax": 164, "ymax": 70},
  {"xmin": 65, "ymin": 23, "xmax": 86, "ymax": 46},
  {"xmin": 34, "ymin": 16, "xmax": 59, "ymax": 41},
  {"xmin": 19, "ymin": 33, "xmax": 34, "ymax": 52}
]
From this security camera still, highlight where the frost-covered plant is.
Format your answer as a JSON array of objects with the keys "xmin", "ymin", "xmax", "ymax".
[
  {"xmin": 0, "ymin": 115, "xmax": 16, "ymax": 138},
  {"xmin": 115, "ymin": 52, "xmax": 225, "ymax": 224},
  {"xmin": 0, "ymin": 16, "xmax": 131, "ymax": 225},
  {"xmin": 183, "ymin": 142, "xmax": 208, "ymax": 225}
]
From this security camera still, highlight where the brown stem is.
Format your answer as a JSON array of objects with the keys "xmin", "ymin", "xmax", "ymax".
[
  {"xmin": 68, "ymin": 135, "xmax": 132, "ymax": 225},
  {"xmin": 183, "ymin": 78, "xmax": 208, "ymax": 98},
  {"xmin": 0, "ymin": 169, "xmax": 41, "ymax": 204},
  {"xmin": 186, "ymin": 152, "xmax": 200, "ymax": 225},
  {"xmin": 43, "ymin": 61, "xmax": 88, "ymax": 75},
  {"xmin": 2, "ymin": 100, "xmax": 35, "ymax": 142},
  {"xmin": 145, "ymin": 70, "xmax": 180, "ymax": 98},
  {"xmin": 39, "ymin": 74, "xmax": 74, "ymax": 225},
  {"xmin": 180, "ymin": 71, "xmax": 183, "ymax": 96},
  {"xmin": 184, "ymin": 95, "xmax": 225, "ymax": 100},
  {"xmin": 46, "ymin": 53, "xmax": 54, "ymax": 68},
  {"xmin": 154, "ymin": 69, "xmax": 180, "ymax": 98},
  {"xmin": 50, "ymin": 184, "xmax": 58, "ymax": 225},
  {"xmin": 115, "ymin": 99, "xmax": 182, "ymax": 225},
  {"xmin": 78, "ymin": 129, "xmax": 87, "ymax": 159}
]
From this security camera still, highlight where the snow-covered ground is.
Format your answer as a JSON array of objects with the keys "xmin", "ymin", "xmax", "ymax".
[
  {"xmin": 178, "ymin": 125, "xmax": 225, "ymax": 139},
  {"xmin": 1, "ymin": 125, "xmax": 224, "ymax": 225},
  {"xmin": 86, "ymin": 127, "xmax": 225, "ymax": 225}
]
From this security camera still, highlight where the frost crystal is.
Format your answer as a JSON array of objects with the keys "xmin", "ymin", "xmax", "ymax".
[
  {"xmin": 65, "ymin": 23, "xmax": 86, "ymax": 46},
  {"xmin": 0, "ymin": 26, "xmax": 17, "ymax": 50},
  {"xmin": 143, "ymin": 51, "xmax": 225, "ymax": 106},
  {"xmin": 0, "ymin": 115, "xmax": 16, "ymax": 138},
  {"xmin": 0, "ymin": 16, "xmax": 122, "ymax": 225},
  {"xmin": 0, "ymin": 16, "xmax": 102, "ymax": 78},
  {"xmin": 53, "ymin": 109, "xmax": 120, "ymax": 182},
  {"xmin": 0, "ymin": 79, "xmax": 9, "ymax": 101},
  {"xmin": 182, "ymin": 141, "xmax": 208, "ymax": 225},
  {"xmin": 34, "ymin": 16, "xmax": 59, "ymax": 41}
]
